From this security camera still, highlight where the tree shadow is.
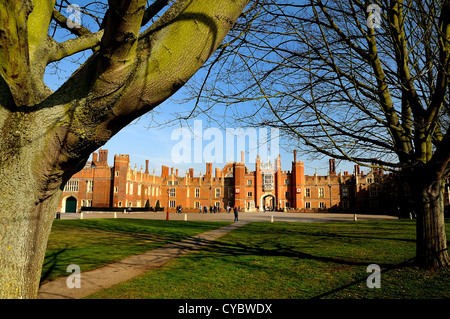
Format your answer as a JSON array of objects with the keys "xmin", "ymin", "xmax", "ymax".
[
  {"xmin": 39, "ymin": 247, "xmax": 69, "ymax": 285},
  {"xmin": 311, "ymin": 256, "xmax": 416, "ymax": 299}
]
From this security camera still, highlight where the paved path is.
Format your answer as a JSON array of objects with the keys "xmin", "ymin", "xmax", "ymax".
[{"xmin": 38, "ymin": 221, "xmax": 249, "ymax": 299}]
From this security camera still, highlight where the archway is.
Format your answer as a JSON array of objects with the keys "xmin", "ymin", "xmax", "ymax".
[
  {"xmin": 262, "ymin": 194, "xmax": 276, "ymax": 211},
  {"xmin": 65, "ymin": 196, "xmax": 77, "ymax": 213}
]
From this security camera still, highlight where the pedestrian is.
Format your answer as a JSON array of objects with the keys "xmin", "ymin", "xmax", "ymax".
[
  {"xmin": 210, "ymin": 205, "xmax": 213, "ymax": 213},
  {"xmin": 179, "ymin": 205, "xmax": 182, "ymax": 214},
  {"xmin": 199, "ymin": 205, "xmax": 202, "ymax": 214},
  {"xmin": 127, "ymin": 206, "xmax": 132, "ymax": 214},
  {"xmin": 233, "ymin": 206, "xmax": 238, "ymax": 222}
]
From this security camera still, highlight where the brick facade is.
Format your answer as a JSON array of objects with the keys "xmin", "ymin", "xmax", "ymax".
[{"xmin": 58, "ymin": 149, "xmax": 393, "ymax": 213}]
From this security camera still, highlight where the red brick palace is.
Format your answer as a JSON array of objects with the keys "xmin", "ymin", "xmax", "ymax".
[{"xmin": 58, "ymin": 149, "xmax": 391, "ymax": 213}]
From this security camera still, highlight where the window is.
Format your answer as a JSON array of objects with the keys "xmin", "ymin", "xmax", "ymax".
[
  {"xmin": 87, "ymin": 180, "xmax": 93, "ymax": 192},
  {"xmin": 118, "ymin": 201, "xmax": 122, "ymax": 207},
  {"xmin": 169, "ymin": 188, "xmax": 176, "ymax": 197},
  {"xmin": 195, "ymin": 188, "xmax": 200, "ymax": 198},
  {"xmin": 169, "ymin": 200, "xmax": 176, "ymax": 208},
  {"xmin": 367, "ymin": 178, "xmax": 373, "ymax": 184},
  {"xmin": 114, "ymin": 187, "xmax": 118, "ymax": 193},
  {"xmin": 137, "ymin": 200, "xmax": 141, "ymax": 207},
  {"xmin": 64, "ymin": 180, "xmax": 79, "ymax": 192},
  {"xmin": 215, "ymin": 188, "xmax": 221, "ymax": 198},
  {"xmin": 247, "ymin": 191, "xmax": 253, "ymax": 197},
  {"xmin": 215, "ymin": 201, "xmax": 221, "ymax": 208},
  {"xmin": 138, "ymin": 184, "xmax": 141, "ymax": 195},
  {"xmin": 194, "ymin": 201, "xmax": 200, "ymax": 208},
  {"xmin": 115, "ymin": 171, "xmax": 119, "ymax": 177},
  {"xmin": 319, "ymin": 202, "xmax": 326, "ymax": 209},
  {"xmin": 305, "ymin": 188, "xmax": 311, "ymax": 198},
  {"xmin": 247, "ymin": 179, "xmax": 253, "ymax": 186},
  {"xmin": 305, "ymin": 202, "xmax": 311, "ymax": 209},
  {"xmin": 342, "ymin": 187, "xmax": 349, "ymax": 198},
  {"xmin": 129, "ymin": 183, "xmax": 133, "ymax": 194},
  {"xmin": 342, "ymin": 201, "xmax": 350, "ymax": 209},
  {"xmin": 228, "ymin": 188, "xmax": 233, "ymax": 198},
  {"xmin": 284, "ymin": 179, "xmax": 289, "ymax": 185},
  {"xmin": 285, "ymin": 191, "xmax": 290, "ymax": 198},
  {"xmin": 263, "ymin": 173, "xmax": 274, "ymax": 191},
  {"xmin": 369, "ymin": 185, "xmax": 378, "ymax": 197},
  {"xmin": 82, "ymin": 200, "xmax": 92, "ymax": 207},
  {"xmin": 318, "ymin": 188, "xmax": 325, "ymax": 198}
]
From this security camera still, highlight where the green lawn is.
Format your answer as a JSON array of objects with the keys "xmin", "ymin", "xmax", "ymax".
[
  {"xmin": 41, "ymin": 219, "xmax": 230, "ymax": 284},
  {"xmin": 85, "ymin": 220, "xmax": 450, "ymax": 299}
]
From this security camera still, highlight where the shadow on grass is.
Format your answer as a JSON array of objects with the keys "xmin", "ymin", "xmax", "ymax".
[
  {"xmin": 311, "ymin": 256, "xmax": 416, "ymax": 299},
  {"xmin": 40, "ymin": 247, "xmax": 69, "ymax": 284}
]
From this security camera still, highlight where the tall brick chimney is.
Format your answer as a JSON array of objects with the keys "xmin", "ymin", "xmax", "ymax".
[
  {"xmin": 145, "ymin": 160, "xmax": 149, "ymax": 174},
  {"xmin": 98, "ymin": 149, "xmax": 108, "ymax": 166},
  {"xmin": 329, "ymin": 158, "xmax": 336, "ymax": 175},
  {"xmin": 92, "ymin": 152, "xmax": 98, "ymax": 164}
]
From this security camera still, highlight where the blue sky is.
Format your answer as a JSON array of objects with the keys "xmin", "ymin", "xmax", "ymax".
[
  {"xmin": 43, "ymin": 3, "xmax": 357, "ymax": 177},
  {"xmin": 46, "ymin": 60, "xmax": 354, "ymax": 177}
]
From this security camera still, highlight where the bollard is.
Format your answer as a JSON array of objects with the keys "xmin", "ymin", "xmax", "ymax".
[
  {"xmin": 184, "ymin": 214, "xmax": 187, "ymax": 221},
  {"xmin": 409, "ymin": 212, "xmax": 412, "ymax": 219},
  {"xmin": 271, "ymin": 215, "xmax": 274, "ymax": 222},
  {"xmin": 353, "ymin": 213, "xmax": 357, "ymax": 222},
  {"xmin": 80, "ymin": 212, "xmax": 83, "ymax": 220},
  {"xmin": 114, "ymin": 212, "xmax": 117, "ymax": 219}
]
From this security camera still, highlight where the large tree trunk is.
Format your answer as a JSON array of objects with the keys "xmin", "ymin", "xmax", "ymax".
[
  {"xmin": 415, "ymin": 178, "xmax": 450, "ymax": 269},
  {"xmin": 0, "ymin": 140, "xmax": 65, "ymax": 298},
  {"xmin": 0, "ymin": 108, "xmax": 88, "ymax": 298},
  {"xmin": 0, "ymin": 185, "xmax": 62, "ymax": 298},
  {"xmin": 0, "ymin": 0, "xmax": 249, "ymax": 299}
]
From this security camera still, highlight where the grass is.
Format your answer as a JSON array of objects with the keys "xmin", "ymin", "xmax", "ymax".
[
  {"xmin": 84, "ymin": 220, "xmax": 450, "ymax": 299},
  {"xmin": 41, "ymin": 219, "xmax": 230, "ymax": 284}
]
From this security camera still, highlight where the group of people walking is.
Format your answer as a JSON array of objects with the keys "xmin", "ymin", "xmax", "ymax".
[
  {"xmin": 199, "ymin": 205, "xmax": 221, "ymax": 214},
  {"xmin": 198, "ymin": 205, "xmax": 240, "ymax": 222}
]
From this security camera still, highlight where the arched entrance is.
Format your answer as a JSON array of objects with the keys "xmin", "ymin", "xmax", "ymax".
[
  {"xmin": 262, "ymin": 194, "xmax": 276, "ymax": 211},
  {"xmin": 65, "ymin": 196, "xmax": 77, "ymax": 213}
]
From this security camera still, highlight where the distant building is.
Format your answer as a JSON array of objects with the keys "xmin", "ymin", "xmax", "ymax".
[{"xmin": 58, "ymin": 149, "xmax": 393, "ymax": 213}]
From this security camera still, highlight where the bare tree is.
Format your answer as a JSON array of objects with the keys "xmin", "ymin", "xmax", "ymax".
[
  {"xmin": 187, "ymin": 0, "xmax": 450, "ymax": 268},
  {"xmin": 0, "ymin": 0, "xmax": 249, "ymax": 298}
]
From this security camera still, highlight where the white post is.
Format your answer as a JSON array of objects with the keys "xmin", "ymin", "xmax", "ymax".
[
  {"xmin": 353, "ymin": 213, "xmax": 357, "ymax": 222},
  {"xmin": 80, "ymin": 212, "xmax": 83, "ymax": 220},
  {"xmin": 184, "ymin": 214, "xmax": 187, "ymax": 221},
  {"xmin": 114, "ymin": 212, "xmax": 117, "ymax": 219},
  {"xmin": 271, "ymin": 215, "xmax": 274, "ymax": 222}
]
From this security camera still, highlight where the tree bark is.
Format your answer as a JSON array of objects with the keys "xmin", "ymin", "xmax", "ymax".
[{"xmin": 415, "ymin": 177, "xmax": 450, "ymax": 269}]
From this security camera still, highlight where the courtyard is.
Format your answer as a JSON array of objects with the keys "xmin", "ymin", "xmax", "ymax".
[{"xmin": 39, "ymin": 214, "xmax": 449, "ymax": 299}]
